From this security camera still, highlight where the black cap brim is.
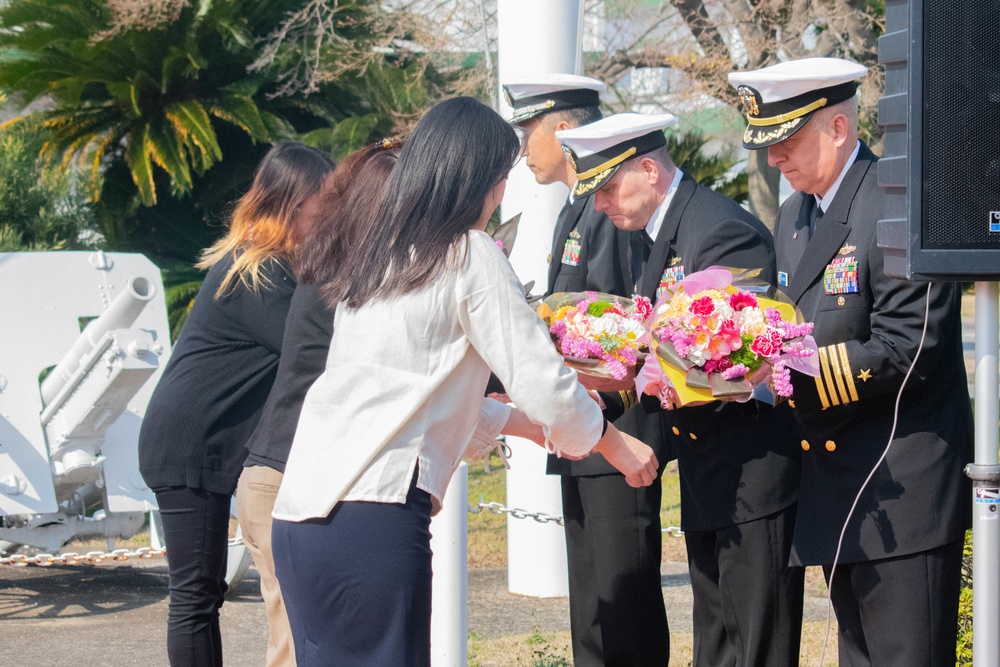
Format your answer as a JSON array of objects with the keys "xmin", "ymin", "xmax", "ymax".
[
  {"xmin": 572, "ymin": 162, "xmax": 624, "ymax": 198},
  {"xmin": 741, "ymin": 112, "xmax": 814, "ymax": 149}
]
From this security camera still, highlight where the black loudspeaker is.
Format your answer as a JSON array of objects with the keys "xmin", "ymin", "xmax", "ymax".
[{"xmin": 877, "ymin": 0, "xmax": 1000, "ymax": 280}]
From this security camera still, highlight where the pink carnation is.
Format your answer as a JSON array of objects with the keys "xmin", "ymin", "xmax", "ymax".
[
  {"xmin": 633, "ymin": 296, "xmax": 653, "ymax": 321},
  {"xmin": 750, "ymin": 333, "xmax": 777, "ymax": 358},
  {"xmin": 689, "ymin": 295, "xmax": 716, "ymax": 316}
]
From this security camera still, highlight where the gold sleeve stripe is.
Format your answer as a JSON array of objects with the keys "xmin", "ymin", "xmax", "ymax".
[
  {"xmin": 825, "ymin": 344, "xmax": 852, "ymax": 405},
  {"xmin": 814, "ymin": 376, "xmax": 831, "ymax": 409},
  {"xmin": 817, "ymin": 346, "xmax": 842, "ymax": 407},
  {"xmin": 837, "ymin": 343, "xmax": 860, "ymax": 403},
  {"xmin": 619, "ymin": 389, "xmax": 637, "ymax": 411}
]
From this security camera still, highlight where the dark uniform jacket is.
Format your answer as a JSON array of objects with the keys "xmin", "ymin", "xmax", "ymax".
[
  {"xmin": 775, "ymin": 143, "xmax": 973, "ymax": 565},
  {"xmin": 629, "ymin": 173, "xmax": 802, "ymax": 532},
  {"xmin": 547, "ymin": 194, "xmax": 628, "ymax": 295},
  {"xmin": 544, "ymin": 194, "xmax": 667, "ymax": 477}
]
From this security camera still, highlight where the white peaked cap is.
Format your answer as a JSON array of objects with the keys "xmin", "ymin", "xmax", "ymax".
[
  {"xmin": 555, "ymin": 113, "xmax": 678, "ymax": 197},
  {"xmin": 727, "ymin": 57, "xmax": 867, "ymax": 103}
]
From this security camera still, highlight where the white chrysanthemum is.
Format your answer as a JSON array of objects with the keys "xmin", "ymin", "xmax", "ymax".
[{"xmin": 734, "ymin": 307, "xmax": 767, "ymax": 337}]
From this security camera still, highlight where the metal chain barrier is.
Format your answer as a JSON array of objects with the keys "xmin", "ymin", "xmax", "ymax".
[
  {"xmin": 469, "ymin": 495, "xmax": 564, "ymax": 526},
  {"xmin": 0, "ymin": 537, "xmax": 245, "ymax": 568},
  {"xmin": 467, "ymin": 494, "xmax": 683, "ymax": 536}
]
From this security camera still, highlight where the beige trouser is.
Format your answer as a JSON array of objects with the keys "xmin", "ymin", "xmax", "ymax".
[{"xmin": 236, "ymin": 465, "xmax": 296, "ymax": 666}]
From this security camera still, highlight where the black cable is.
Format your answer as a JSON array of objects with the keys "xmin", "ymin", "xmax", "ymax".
[{"xmin": 818, "ymin": 281, "xmax": 934, "ymax": 665}]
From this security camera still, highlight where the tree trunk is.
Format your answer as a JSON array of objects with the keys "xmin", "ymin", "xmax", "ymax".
[{"xmin": 746, "ymin": 149, "xmax": 781, "ymax": 230}]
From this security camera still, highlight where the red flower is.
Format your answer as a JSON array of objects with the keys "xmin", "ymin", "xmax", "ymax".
[
  {"xmin": 704, "ymin": 357, "xmax": 734, "ymax": 374},
  {"xmin": 633, "ymin": 296, "xmax": 653, "ymax": 320},
  {"xmin": 689, "ymin": 295, "xmax": 716, "ymax": 316},
  {"xmin": 750, "ymin": 333, "xmax": 776, "ymax": 357},
  {"xmin": 729, "ymin": 291, "xmax": 758, "ymax": 311}
]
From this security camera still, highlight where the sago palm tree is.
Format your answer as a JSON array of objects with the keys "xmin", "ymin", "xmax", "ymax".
[{"xmin": 0, "ymin": 0, "xmax": 381, "ymax": 250}]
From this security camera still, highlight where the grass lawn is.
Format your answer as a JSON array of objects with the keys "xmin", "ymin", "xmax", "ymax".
[{"xmin": 466, "ymin": 449, "xmax": 838, "ymax": 666}]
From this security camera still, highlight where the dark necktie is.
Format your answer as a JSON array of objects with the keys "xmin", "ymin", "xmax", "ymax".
[
  {"xmin": 806, "ymin": 196, "xmax": 823, "ymax": 239},
  {"xmin": 630, "ymin": 230, "xmax": 654, "ymax": 288}
]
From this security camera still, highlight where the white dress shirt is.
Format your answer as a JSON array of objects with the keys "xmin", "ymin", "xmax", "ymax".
[
  {"xmin": 816, "ymin": 141, "xmax": 861, "ymax": 212},
  {"xmin": 645, "ymin": 168, "xmax": 684, "ymax": 241},
  {"xmin": 273, "ymin": 231, "xmax": 604, "ymax": 521}
]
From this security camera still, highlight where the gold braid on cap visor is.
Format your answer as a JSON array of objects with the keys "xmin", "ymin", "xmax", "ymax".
[
  {"xmin": 511, "ymin": 99, "xmax": 556, "ymax": 122},
  {"xmin": 575, "ymin": 147, "xmax": 637, "ymax": 180},
  {"xmin": 573, "ymin": 168, "xmax": 614, "ymax": 196},
  {"xmin": 744, "ymin": 117, "xmax": 804, "ymax": 145},
  {"xmin": 572, "ymin": 146, "xmax": 640, "ymax": 196},
  {"xmin": 746, "ymin": 97, "xmax": 828, "ymax": 126}
]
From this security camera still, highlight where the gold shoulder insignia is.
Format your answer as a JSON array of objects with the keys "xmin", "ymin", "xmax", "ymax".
[
  {"xmin": 838, "ymin": 244, "xmax": 857, "ymax": 256},
  {"xmin": 670, "ymin": 256, "xmax": 682, "ymax": 266},
  {"xmin": 857, "ymin": 368, "xmax": 872, "ymax": 382}
]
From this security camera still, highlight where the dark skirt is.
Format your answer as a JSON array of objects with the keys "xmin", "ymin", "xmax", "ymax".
[{"xmin": 272, "ymin": 475, "xmax": 433, "ymax": 667}]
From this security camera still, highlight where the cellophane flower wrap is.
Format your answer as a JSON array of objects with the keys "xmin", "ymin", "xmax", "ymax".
[
  {"xmin": 637, "ymin": 267, "xmax": 819, "ymax": 407},
  {"xmin": 536, "ymin": 292, "xmax": 653, "ymax": 382}
]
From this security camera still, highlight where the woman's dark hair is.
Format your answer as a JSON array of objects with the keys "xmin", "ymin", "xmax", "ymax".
[
  {"xmin": 297, "ymin": 140, "xmax": 403, "ymax": 284},
  {"xmin": 197, "ymin": 142, "xmax": 334, "ymax": 297},
  {"xmin": 323, "ymin": 97, "xmax": 521, "ymax": 308}
]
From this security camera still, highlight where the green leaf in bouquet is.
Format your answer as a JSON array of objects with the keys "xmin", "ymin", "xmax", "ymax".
[
  {"xmin": 586, "ymin": 300, "xmax": 616, "ymax": 317},
  {"xmin": 490, "ymin": 212, "xmax": 520, "ymax": 258}
]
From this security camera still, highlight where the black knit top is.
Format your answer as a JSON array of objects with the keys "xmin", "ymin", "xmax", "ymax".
[
  {"xmin": 138, "ymin": 253, "xmax": 295, "ymax": 495},
  {"xmin": 243, "ymin": 281, "xmax": 334, "ymax": 473}
]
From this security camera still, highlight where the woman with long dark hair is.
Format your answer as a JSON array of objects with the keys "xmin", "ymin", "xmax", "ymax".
[
  {"xmin": 271, "ymin": 97, "xmax": 659, "ymax": 666},
  {"xmin": 138, "ymin": 142, "xmax": 334, "ymax": 666},
  {"xmin": 235, "ymin": 141, "xmax": 402, "ymax": 667}
]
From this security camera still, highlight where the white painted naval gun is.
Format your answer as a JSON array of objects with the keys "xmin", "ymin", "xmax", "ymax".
[{"xmin": 0, "ymin": 251, "xmax": 251, "ymax": 584}]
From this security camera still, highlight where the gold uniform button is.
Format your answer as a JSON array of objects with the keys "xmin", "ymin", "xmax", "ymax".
[
  {"xmin": 788, "ymin": 400, "xmax": 795, "ymax": 408},
  {"xmin": 825, "ymin": 440, "xmax": 837, "ymax": 452},
  {"xmin": 671, "ymin": 426, "xmax": 680, "ymax": 436},
  {"xmin": 837, "ymin": 296, "xmax": 846, "ymax": 306},
  {"xmin": 689, "ymin": 433, "xmax": 697, "ymax": 441},
  {"xmin": 801, "ymin": 440, "xmax": 810, "ymax": 451},
  {"xmin": 547, "ymin": 253, "xmax": 553, "ymax": 265}
]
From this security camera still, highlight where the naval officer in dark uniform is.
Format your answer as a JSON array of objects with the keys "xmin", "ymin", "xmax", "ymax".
[
  {"xmin": 729, "ymin": 57, "xmax": 973, "ymax": 667},
  {"xmin": 559, "ymin": 113, "xmax": 805, "ymax": 667},
  {"xmin": 503, "ymin": 75, "xmax": 670, "ymax": 667}
]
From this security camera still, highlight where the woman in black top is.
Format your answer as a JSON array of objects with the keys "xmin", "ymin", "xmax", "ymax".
[
  {"xmin": 138, "ymin": 142, "xmax": 333, "ymax": 667},
  {"xmin": 234, "ymin": 142, "xmax": 401, "ymax": 667}
]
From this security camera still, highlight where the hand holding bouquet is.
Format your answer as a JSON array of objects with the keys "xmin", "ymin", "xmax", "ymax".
[
  {"xmin": 639, "ymin": 267, "xmax": 818, "ymax": 407},
  {"xmin": 536, "ymin": 292, "xmax": 653, "ymax": 389}
]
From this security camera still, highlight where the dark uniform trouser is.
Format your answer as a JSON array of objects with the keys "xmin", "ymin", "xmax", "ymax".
[
  {"xmin": 561, "ymin": 473, "xmax": 670, "ymax": 667},
  {"xmin": 823, "ymin": 537, "xmax": 964, "ymax": 667},
  {"xmin": 684, "ymin": 504, "xmax": 804, "ymax": 667}
]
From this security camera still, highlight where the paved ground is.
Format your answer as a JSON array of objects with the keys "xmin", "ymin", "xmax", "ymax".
[{"xmin": 0, "ymin": 557, "xmax": 838, "ymax": 666}]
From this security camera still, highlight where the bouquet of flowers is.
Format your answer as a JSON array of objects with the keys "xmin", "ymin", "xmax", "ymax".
[
  {"xmin": 638, "ymin": 267, "xmax": 819, "ymax": 407},
  {"xmin": 536, "ymin": 292, "xmax": 654, "ymax": 384}
]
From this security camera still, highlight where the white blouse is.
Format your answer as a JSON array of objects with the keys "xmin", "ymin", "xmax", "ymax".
[{"xmin": 272, "ymin": 230, "xmax": 603, "ymax": 521}]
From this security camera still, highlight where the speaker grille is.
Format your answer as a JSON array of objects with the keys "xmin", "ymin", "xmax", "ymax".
[{"xmin": 922, "ymin": 0, "xmax": 1000, "ymax": 249}]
